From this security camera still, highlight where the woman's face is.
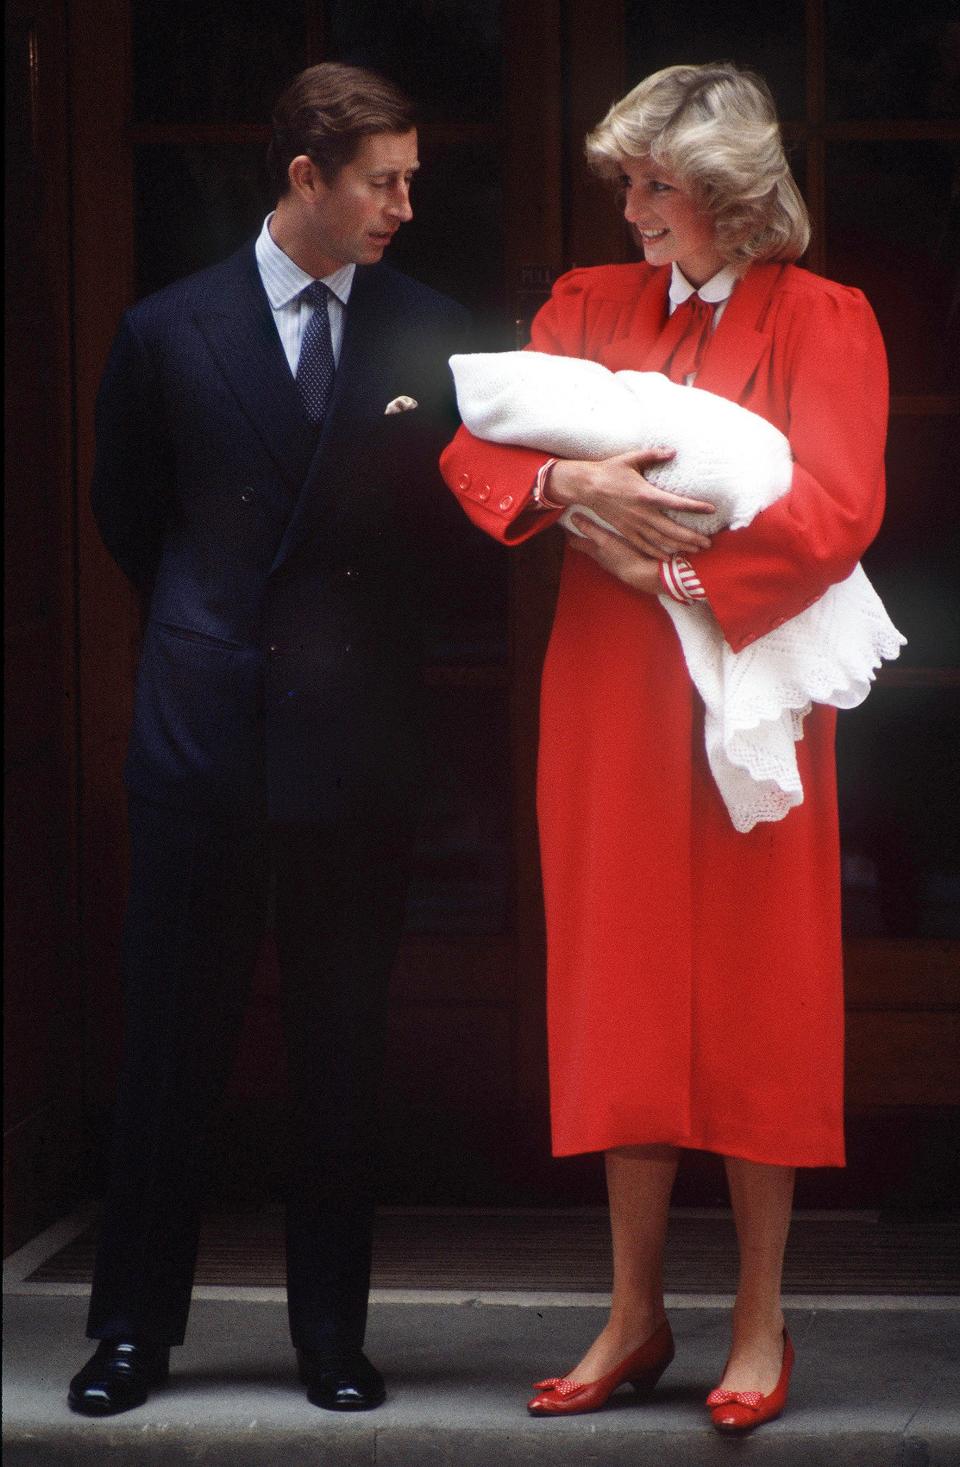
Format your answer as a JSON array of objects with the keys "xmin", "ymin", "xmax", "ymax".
[{"xmin": 620, "ymin": 158, "xmax": 724, "ymax": 287}]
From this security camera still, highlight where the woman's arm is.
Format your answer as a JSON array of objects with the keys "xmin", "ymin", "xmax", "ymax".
[
  {"xmin": 546, "ymin": 451, "xmax": 715, "ymax": 558},
  {"xmin": 439, "ymin": 427, "xmax": 555, "ymax": 544},
  {"xmin": 440, "ymin": 276, "xmax": 586, "ymax": 545},
  {"xmin": 440, "ymin": 269, "xmax": 716, "ymax": 550},
  {"xmin": 691, "ymin": 282, "xmax": 889, "ymax": 653},
  {"xmin": 562, "ymin": 511, "xmax": 663, "ymax": 594}
]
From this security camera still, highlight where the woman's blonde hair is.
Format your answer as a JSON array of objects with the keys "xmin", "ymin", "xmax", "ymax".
[{"xmin": 586, "ymin": 62, "xmax": 810, "ymax": 265}]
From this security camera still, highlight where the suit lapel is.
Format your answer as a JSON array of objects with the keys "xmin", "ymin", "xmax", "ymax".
[
  {"xmin": 193, "ymin": 244, "xmax": 319, "ymax": 497},
  {"xmin": 268, "ymin": 264, "xmax": 393, "ymax": 572},
  {"xmin": 694, "ymin": 262, "xmax": 785, "ymax": 402}
]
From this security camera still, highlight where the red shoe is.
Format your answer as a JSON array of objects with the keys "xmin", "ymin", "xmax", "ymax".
[
  {"xmin": 527, "ymin": 1319, "xmax": 674, "ymax": 1417},
  {"xmin": 706, "ymin": 1329, "xmax": 794, "ymax": 1432}
]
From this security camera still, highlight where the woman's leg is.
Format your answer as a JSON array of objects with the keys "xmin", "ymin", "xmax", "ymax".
[
  {"xmin": 717, "ymin": 1157, "xmax": 794, "ymax": 1394},
  {"xmin": 563, "ymin": 1144, "xmax": 679, "ymax": 1380}
]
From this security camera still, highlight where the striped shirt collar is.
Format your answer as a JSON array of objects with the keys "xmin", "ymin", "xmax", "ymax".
[
  {"xmin": 255, "ymin": 213, "xmax": 356, "ymax": 309},
  {"xmin": 669, "ymin": 262, "xmax": 740, "ymax": 309}
]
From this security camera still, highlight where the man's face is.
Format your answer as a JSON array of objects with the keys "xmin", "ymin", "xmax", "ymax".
[{"xmin": 308, "ymin": 129, "xmax": 419, "ymax": 272}]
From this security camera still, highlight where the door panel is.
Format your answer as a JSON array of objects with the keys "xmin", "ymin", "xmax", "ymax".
[
  {"xmin": 4, "ymin": 0, "xmax": 82, "ymax": 1252},
  {"xmin": 59, "ymin": 0, "xmax": 960, "ymax": 1217},
  {"xmin": 574, "ymin": 1, "xmax": 960, "ymax": 1193}
]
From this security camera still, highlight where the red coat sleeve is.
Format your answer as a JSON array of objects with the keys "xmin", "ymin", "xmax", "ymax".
[
  {"xmin": 693, "ymin": 281, "xmax": 889, "ymax": 653},
  {"xmin": 439, "ymin": 271, "xmax": 594, "ymax": 545}
]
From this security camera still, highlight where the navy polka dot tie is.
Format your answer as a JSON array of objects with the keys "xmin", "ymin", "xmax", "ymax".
[{"xmin": 295, "ymin": 281, "xmax": 336, "ymax": 426}]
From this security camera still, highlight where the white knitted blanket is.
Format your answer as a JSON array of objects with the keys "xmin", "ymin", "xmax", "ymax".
[{"xmin": 451, "ymin": 351, "xmax": 905, "ymax": 832}]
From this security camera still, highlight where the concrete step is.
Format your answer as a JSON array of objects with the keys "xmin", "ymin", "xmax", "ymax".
[{"xmin": 4, "ymin": 1293, "xmax": 959, "ymax": 1465}]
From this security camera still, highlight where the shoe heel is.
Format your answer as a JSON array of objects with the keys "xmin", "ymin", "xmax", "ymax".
[{"xmin": 628, "ymin": 1350, "xmax": 673, "ymax": 1396}]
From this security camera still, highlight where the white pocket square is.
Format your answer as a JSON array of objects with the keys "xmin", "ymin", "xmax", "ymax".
[{"xmin": 384, "ymin": 395, "xmax": 419, "ymax": 415}]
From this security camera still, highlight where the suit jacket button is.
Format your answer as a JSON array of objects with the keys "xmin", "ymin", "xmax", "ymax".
[
  {"xmin": 240, "ymin": 488, "xmax": 254, "ymax": 503},
  {"xmin": 268, "ymin": 643, "xmax": 278, "ymax": 654},
  {"xmin": 478, "ymin": 484, "xmax": 491, "ymax": 502},
  {"xmin": 498, "ymin": 494, "xmax": 514, "ymax": 511},
  {"xmin": 458, "ymin": 473, "xmax": 471, "ymax": 490}
]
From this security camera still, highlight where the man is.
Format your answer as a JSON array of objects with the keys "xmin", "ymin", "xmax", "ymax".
[{"xmin": 68, "ymin": 62, "xmax": 469, "ymax": 1417}]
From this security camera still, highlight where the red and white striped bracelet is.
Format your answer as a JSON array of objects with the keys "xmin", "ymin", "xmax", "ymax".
[{"xmin": 659, "ymin": 555, "xmax": 706, "ymax": 604}]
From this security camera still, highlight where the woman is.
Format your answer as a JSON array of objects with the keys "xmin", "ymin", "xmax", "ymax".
[{"xmin": 440, "ymin": 63, "xmax": 888, "ymax": 1433}]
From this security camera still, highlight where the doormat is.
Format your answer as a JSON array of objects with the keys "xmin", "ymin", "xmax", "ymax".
[{"xmin": 24, "ymin": 1208, "xmax": 960, "ymax": 1295}]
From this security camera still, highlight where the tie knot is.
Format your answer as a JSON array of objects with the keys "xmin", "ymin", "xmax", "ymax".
[
  {"xmin": 303, "ymin": 280, "xmax": 331, "ymax": 307},
  {"xmin": 680, "ymin": 291, "xmax": 712, "ymax": 319}
]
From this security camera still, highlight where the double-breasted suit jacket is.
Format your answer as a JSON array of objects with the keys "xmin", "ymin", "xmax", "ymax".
[
  {"xmin": 87, "ymin": 241, "xmax": 469, "ymax": 1354},
  {"xmin": 94, "ymin": 241, "xmax": 469, "ymax": 825}
]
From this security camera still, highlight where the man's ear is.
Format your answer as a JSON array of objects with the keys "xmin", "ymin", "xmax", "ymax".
[{"xmin": 288, "ymin": 154, "xmax": 325, "ymax": 201}]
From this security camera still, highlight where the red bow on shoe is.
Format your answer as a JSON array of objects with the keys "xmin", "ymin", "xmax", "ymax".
[
  {"xmin": 532, "ymin": 1376, "xmax": 583, "ymax": 1398},
  {"xmin": 706, "ymin": 1387, "xmax": 764, "ymax": 1410}
]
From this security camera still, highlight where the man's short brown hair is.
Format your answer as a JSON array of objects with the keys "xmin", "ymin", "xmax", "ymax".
[{"xmin": 267, "ymin": 62, "xmax": 416, "ymax": 197}]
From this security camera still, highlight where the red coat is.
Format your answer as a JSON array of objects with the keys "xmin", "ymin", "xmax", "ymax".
[{"xmin": 441, "ymin": 262, "xmax": 888, "ymax": 1166}]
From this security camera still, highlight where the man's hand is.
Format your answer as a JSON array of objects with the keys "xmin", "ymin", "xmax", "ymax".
[
  {"xmin": 548, "ymin": 448, "xmax": 715, "ymax": 558},
  {"xmin": 565, "ymin": 512, "xmax": 663, "ymax": 596}
]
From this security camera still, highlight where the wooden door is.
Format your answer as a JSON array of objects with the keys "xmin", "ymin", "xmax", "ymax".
[
  {"xmin": 58, "ymin": 0, "xmax": 957, "ymax": 1222},
  {"xmin": 563, "ymin": 0, "xmax": 960, "ymax": 1205},
  {"xmin": 65, "ymin": 0, "xmax": 577, "ymax": 1206},
  {"xmin": 4, "ymin": 0, "xmax": 83, "ymax": 1250}
]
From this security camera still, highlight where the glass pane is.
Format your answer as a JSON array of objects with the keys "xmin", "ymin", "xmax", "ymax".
[
  {"xmin": 863, "ymin": 415, "xmax": 960, "ymax": 671},
  {"xmin": 826, "ymin": 2, "xmax": 960, "ymax": 120},
  {"xmin": 825, "ymin": 141, "xmax": 960, "ymax": 393},
  {"xmin": 5, "ymin": 19, "xmax": 62, "ymax": 624},
  {"xmin": 405, "ymin": 685, "xmax": 511, "ymax": 934},
  {"xmin": 389, "ymin": 137, "xmax": 506, "ymax": 334},
  {"xmin": 132, "ymin": 0, "xmax": 305, "ymax": 124},
  {"xmin": 624, "ymin": 1, "xmax": 806, "ymax": 122},
  {"xmin": 135, "ymin": 145, "xmax": 272, "ymax": 296},
  {"xmin": 839, "ymin": 686, "xmax": 960, "ymax": 939},
  {"xmin": 324, "ymin": 0, "xmax": 502, "ymax": 123},
  {"xmin": 841, "ymin": 414, "xmax": 960, "ymax": 941}
]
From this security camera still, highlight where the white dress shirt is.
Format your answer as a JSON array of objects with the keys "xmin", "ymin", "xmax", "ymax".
[{"xmin": 254, "ymin": 213, "xmax": 355, "ymax": 374}]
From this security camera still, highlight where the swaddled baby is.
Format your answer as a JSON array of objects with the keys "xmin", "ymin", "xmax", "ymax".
[
  {"xmin": 450, "ymin": 351, "xmax": 905, "ymax": 832},
  {"xmin": 451, "ymin": 349, "xmax": 794, "ymax": 534}
]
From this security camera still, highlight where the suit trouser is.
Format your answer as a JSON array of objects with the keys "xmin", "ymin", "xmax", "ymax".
[{"xmin": 86, "ymin": 795, "xmax": 412, "ymax": 1353}]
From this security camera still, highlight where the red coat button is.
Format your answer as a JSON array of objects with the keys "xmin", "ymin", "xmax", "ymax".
[
  {"xmin": 499, "ymin": 495, "xmax": 514, "ymax": 511},
  {"xmin": 458, "ymin": 473, "xmax": 471, "ymax": 490}
]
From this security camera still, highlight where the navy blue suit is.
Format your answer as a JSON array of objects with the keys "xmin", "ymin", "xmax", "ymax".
[{"xmin": 87, "ymin": 241, "xmax": 469, "ymax": 1352}]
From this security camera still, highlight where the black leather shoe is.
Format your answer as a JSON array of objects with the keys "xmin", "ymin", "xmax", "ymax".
[
  {"xmin": 298, "ymin": 1348, "xmax": 386, "ymax": 1411},
  {"xmin": 68, "ymin": 1340, "xmax": 170, "ymax": 1416}
]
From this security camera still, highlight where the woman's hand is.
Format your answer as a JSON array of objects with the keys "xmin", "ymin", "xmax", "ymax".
[
  {"xmin": 565, "ymin": 512, "xmax": 663, "ymax": 595},
  {"xmin": 549, "ymin": 448, "xmax": 715, "ymax": 558}
]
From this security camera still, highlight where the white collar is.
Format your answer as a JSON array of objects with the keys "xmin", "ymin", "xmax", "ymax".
[
  {"xmin": 255, "ymin": 213, "xmax": 356, "ymax": 309},
  {"xmin": 669, "ymin": 262, "xmax": 740, "ymax": 308}
]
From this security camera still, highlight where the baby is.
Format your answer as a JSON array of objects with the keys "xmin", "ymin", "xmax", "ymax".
[{"xmin": 451, "ymin": 351, "xmax": 904, "ymax": 832}]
